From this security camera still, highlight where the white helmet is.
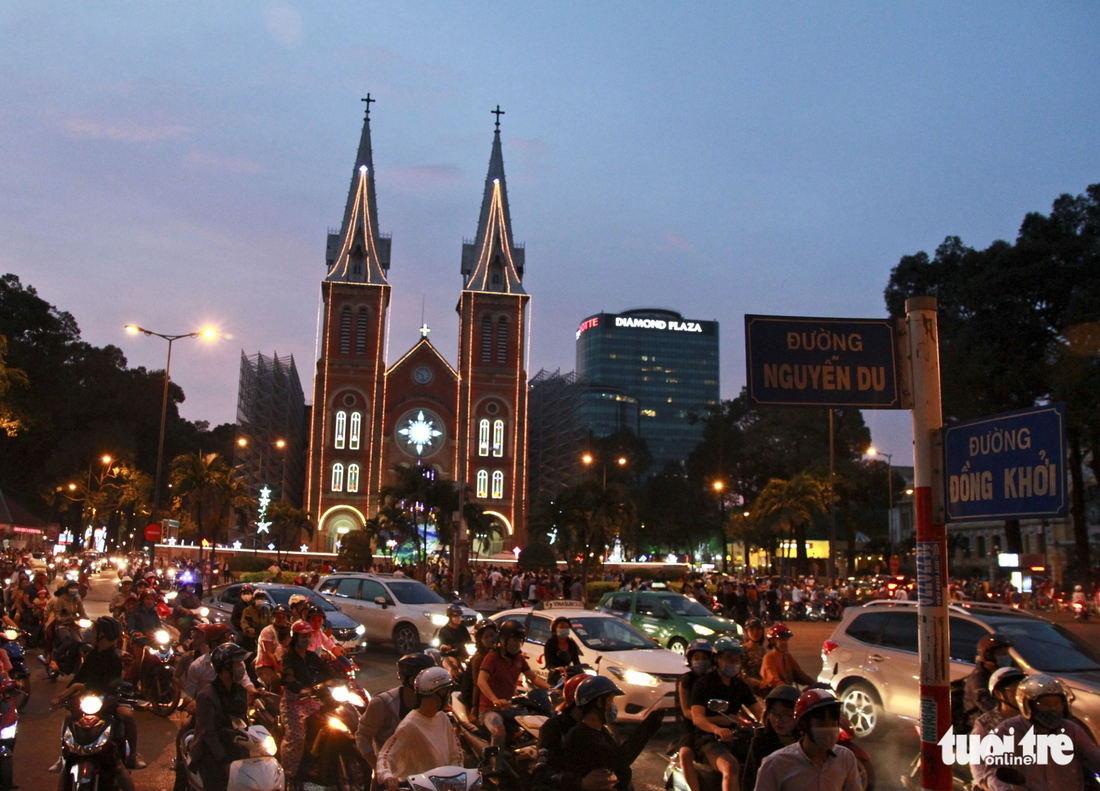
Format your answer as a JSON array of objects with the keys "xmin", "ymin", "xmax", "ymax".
[
  {"xmin": 1075, "ymin": 585, "xmax": 1083, "ymax": 592},
  {"xmin": 1016, "ymin": 674, "xmax": 1068, "ymax": 719},
  {"xmin": 414, "ymin": 666, "xmax": 454, "ymax": 697}
]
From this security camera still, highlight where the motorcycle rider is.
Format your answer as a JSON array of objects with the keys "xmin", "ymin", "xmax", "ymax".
[
  {"xmin": 758, "ymin": 623, "xmax": 814, "ymax": 694},
  {"xmin": 690, "ymin": 637, "xmax": 763, "ymax": 791},
  {"xmin": 240, "ymin": 589, "xmax": 273, "ymax": 651},
  {"xmin": 477, "ymin": 619, "xmax": 552, "ymax": 748},
  {"xmin": 754, "ymin": 688, "xmax": 860, "ymax": 791},
  {"xmin": 230, "ymin": 584, "xmax": 253, "ymax": 632},
  {"xmin": 740, "ymin": 686, "xmax": 800, "ymax": 791},
  {"xmin": 462, "ymin": 619, "xmax": 498, "ymax": 713},
  {"xmin": 376, "ymin": 667, "xmax": 464, "ymax": 791},
  {"xmin": 280, "ymin": 620, "xmax": 339, "ymax": 785},
  {"xmin": 255, "ymin": 605, "xmax": 292, "ymax": 691},
  {"xmin": 980, "ymin": 674, "xmax": 1100, "ymax": 791},
  {"xmin": 50, "ymin": 616, "xmax": 144, "ymax": 783},
  {"xmin": 305, "ymin": 606, "xmax": 343, "ymax": 657},
  {"xmin": 534, "ymin": 673, "xmax": 593, "ymax": 791},
  {"xmin": 189, "ymin": 643, "xmax": 250, "ymax": 791},
  {"xmin": 964, "ymin": 633, "xmax": 1014, "ymax": 721},
  {"xmin": 675, "ymin": 639, "xmax": 714, "ymax": 791},
  {"xmin": 740, "ymin": 619, "xmax": 766, "ymax": 691},
  {"xmin": 560, "ymin": 674, "xmax": 665, "ymax": 791},
  {"xmin": 543, "ymin": 616, "xmax": 583, "ymax": 686},
  {"xmin": 968, "ymin": 667, "xmax": 1025, "ymax": 783},
  {"xmin": 110, "ymin": 577, "xmax": 134, "ymax": 617},
  {"xmin": 45, "ymin": 579, "xmax": 86, "ymax": 663},
  {"xmin": 356, "ymin": 653, "xmax": 437, "ymax": 782},
  {"xmin": 436, "ymin": 603, "xmax": 472, "ymax": 680}
]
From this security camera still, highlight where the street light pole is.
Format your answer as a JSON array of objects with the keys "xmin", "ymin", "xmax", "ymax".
[
  {"xmin": 713, "ymin": 480, "xmax": 728, "ymax": 573},
  {"xmin": 868, "ymin": 448, "xmax": 894, "ymax": 567},
  {"xmin": 125, "ymin": 325, "xmax": 217, "ymax": 564}
]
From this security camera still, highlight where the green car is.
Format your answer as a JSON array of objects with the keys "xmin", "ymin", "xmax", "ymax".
[{"xmin": 596, "ymin": 590, "xmax": 743, "ymax": 654}]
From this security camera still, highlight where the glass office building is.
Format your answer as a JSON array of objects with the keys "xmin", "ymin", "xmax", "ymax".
[{"xmin": 576, "ymin": 308, "xmax": 719, "ymax": 473}]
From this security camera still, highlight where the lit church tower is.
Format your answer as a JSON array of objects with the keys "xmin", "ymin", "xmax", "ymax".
[
  {"xmin": 307, "ymin": 97, "xmax": 392, "ymax": 551},
  {"xmin": 456, "ymin": 108, "xmax": 530, "ymax": 548}
]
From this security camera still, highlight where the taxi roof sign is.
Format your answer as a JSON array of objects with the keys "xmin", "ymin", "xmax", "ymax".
[{"xmin": 534, "ymin": 600, "xmax": 585, "ymax": 610}]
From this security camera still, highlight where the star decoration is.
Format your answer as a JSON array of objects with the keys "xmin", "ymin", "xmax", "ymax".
[
  {"xmin": 398, "ymin": 411, "xmax": 442, "ymax": 455},
  {"xmin": 300, "ymin": 544, "xmax": 309, "ymax": 553},
  {"xmin": 267, "ymin": 543, "xmax": 275, "ymax": 551},
  {"xmin": 232, "ymin": 540, "xmax": 243, "ymax": 550},
  {"xmin": 256, "ymin": 520, "xmax": 272, "ymax": 534}
]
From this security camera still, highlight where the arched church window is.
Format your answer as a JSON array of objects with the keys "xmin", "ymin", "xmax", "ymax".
[
  {"xmin": 476, "ymin": 470, "xmax": 489, "ymax": 499},
  {"xmin": 347, "ymin": 464, "xmax": 359, "ymax": 493},
  {"xmin": 349, "ymin": 412, "xmax": 361, "ymax": 450},
  {"xmin": 339, "ymin": 306, "xmax": 352, "ymax": 354},
  {"xmin": 331, "ymin": 463, "xmax": 344, "ymax": 492},
  {"xmin": 491, "ymin": 471, "xmax": 504, "ymax": 500},
  {"xmin": 478, "ymin": 419, "xmax": 490, "ymax": 457},
  {"xmin": 481, "ymin": 315, "xmax": 492, "ymax": 363},
  {"xmin": 496, "ymin": 317, "xmax": 508, "ymax": 364},
  {"xmin": 492, "ymin": 420, "xmax": 504, "ymax": 457},
  {"xmin": 356, "ymin": 307, "xmax": 368, "ymax": 355},
  {"xmin": 334, "ymin": 411, "xmax": 346, "ymax": 449},
  {"xmin": 491, "ymin": 255, "xmax": 502, "ymax": 286}
]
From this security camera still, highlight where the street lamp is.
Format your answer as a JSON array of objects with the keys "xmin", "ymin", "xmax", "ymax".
[
  {"xmin": 581, "ymin": 453, "xmax": 627, "ymax": 489},
  {"xmin": 867, "ymin": 447, "xmax": 894, "ymax": 563},
  {"xmin": 713, "ymin": 480, "xmax": 728, "ymax": 573},
  {"xmin": 125, "ymin": 324, "xmax": 217, "ymax": 561}
]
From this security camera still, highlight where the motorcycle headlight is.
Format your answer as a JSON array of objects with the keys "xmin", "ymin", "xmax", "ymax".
[
  {"xmin": 155, "ymin": 630, "xmax": 171, "ymax": 645},
  {"xmin": 199, "ymin": 607, "xmax": 209, "ymax": 617},
  {"xmin": 691, "ymin": 623, "xmax": 715, "ymax": 636},
  {"xmin": 76, "ymin": 619, "xmax": 92, "ymax": 629},
  {"xmin": 348, "ymin": 692, "xmax": 366, "ymax": 708},
  {"xmin": 165, "ymin": 591, "xmax": 178, "ymax": 601},
  {"xmin": 431, "ymin": 773, "xmax": 468, "ymax": 791},
  {"xmin": 428, "ymin": 613, "xmax": 449, "ymax": 627},
  {"xmin": 2, "ymin": 629, "xmax": 17, "ymax": 641},
  {"xmin": 260, "ymin": 735, "xmax": 277, "ymax": 756},
  {"xmin": 466, "ymin": 643, "xmax": 476, "ymax": 657},
  {"xmin": 331, "ymin": 685, "xmax": 350, "ymax": 703},
  {"xmin": 327, "ymin": 716, "xmax": 350, "ymax": 733},
  {"xmin": 80, "ymin": 695, "xmax": 104, "ymax": 715},
  {"xmin": 0, "ymin": 723, "xmax": 16, "ymax": 740}
]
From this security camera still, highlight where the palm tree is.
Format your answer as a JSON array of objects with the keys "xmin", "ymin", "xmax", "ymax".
[
  {"xmin": 554, "ymin": 479, "xmax": 637, "ymax": 598},
  {"xmin": 267, "ymin": 503, "xmax": 314, "ymax": 563},
  {"xmin": 464, "ymin": 501, "xmax": 502, "ymax": 560},
  {"xmin": 169, "ymin": 452, "xmax": 252, "ymax": 560},
  {"xmin": 751, "ymin": 473, "xmax": 829, "ymax": 576}
]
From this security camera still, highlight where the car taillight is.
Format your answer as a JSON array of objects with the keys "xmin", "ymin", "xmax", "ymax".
[{"xmin": 822, "ymin": 639, "xmax": 839, "ymax": 659}]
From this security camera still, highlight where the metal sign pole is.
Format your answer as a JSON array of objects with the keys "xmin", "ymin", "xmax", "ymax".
[{"xmin": 906, "ymin": 296, "xmax": 951, "ymax": 791}]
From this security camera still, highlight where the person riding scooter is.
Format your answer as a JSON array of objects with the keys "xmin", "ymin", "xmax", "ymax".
[
  {"xmin": 741, "ymin": 686, "xmax": 800, "ymax": 791},
  {"xmin": 436, "ymin": 604, "xmax": 471, "ymax": 680},
  {"xmin": 476, "ymin": 619, "xmax": 552, "ymax": 749},
  {"xmin": 356, "ymin": 652, "xmax": 437, "ymax": 778},
  {"xmin": 189, "ymin": 643, "xmax": 251, "ymax": 791},
  {"xmin": 543, "ymin": 616, "xmax": 582, "ymax": 686},
  {"xmin": 759, "ymin": 623, "xmax": 814, "ymax": 694},
  {"xmin": 754, "ymin": 688, "xmax": 860, "ymax": 791},
  {"xmin": 690, "ymin": 637, "xmax": 762, "ymax": 791},
  {"xmin": 964, "ymin": 633, "xmax": 1014, "ymax": 722},
  {"xmin": 376, "ymin": 667, "xmax": 464, "ymax": 791},
  {"xmin": 675, "ymin": 639, "xmax": 714, "ymax": 791}
]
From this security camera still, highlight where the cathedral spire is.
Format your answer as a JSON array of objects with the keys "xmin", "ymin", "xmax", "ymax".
[
  {"xmin": 461, "ymin": 107, "xmax": 525, "ymax": 294},
  {"xmin": 326, "ymin": 96, "xmax": 391, "ymax": 284}
]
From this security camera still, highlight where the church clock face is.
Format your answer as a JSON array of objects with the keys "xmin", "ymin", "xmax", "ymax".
[
  {"xmin": 413, "ymin": 365, "xmax": 433, "ymax": 385},
  {"xmin": 395, "ymin": 409, "xmax": 445, "ymax": 457}
]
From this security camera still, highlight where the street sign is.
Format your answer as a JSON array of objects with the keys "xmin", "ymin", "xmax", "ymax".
[
  {"xmin": 744, "ymin": 314, "xmax": 901, "ymax": 407},
  {"xmin": 144, "ymin": 523, "xmax": 162, "ymax": 542},
  {"xmin": 943, "ymin": 403, "xmax": 1067, "ymax": 523}
]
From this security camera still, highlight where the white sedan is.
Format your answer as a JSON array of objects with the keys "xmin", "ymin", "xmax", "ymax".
[{"xmin": 491, "ymin": 602, "xmax": 687, "ymax": 724}]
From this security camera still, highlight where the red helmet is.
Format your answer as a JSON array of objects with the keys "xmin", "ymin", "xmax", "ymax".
[
  {"xmin": 767, "ymin": 622, "xmax": 793, "ymax": 640},
  {"xmin": 195, "ymin": 623, "xmax": 231, "ymax": 643},
  {"xmin": 561, "ymin": 674, "xmax": 589, "ymax": 709},
  {"xmin": 291, "ymin": 620, "xmax": 315, "ymax": 636},
  {"xmin": 793, "ymin": 688, "xmax": 841, "ymax": 727}
]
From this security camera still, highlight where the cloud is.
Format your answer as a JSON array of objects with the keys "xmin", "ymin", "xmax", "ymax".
[
  {"xmin": 264, "ymin": 0, "xmax": 303, "ymax": 47},
  {"xmin": 663, "ymin": 231, "xmax": 693, "ymax": 250},
  {"xmin": 63, "ymin": 118, "xmax": 190, "ymax": 143},
  {"xmin": 506, "ymin": 137, "xmax": 551, "ymax": 155},
  {"xmin": 383, "ymin": 164, "xmax": 465, "ymax": 189},
  {"xmin": 183, "ymin": 151, "xmax": 266, "ymax": 174}
]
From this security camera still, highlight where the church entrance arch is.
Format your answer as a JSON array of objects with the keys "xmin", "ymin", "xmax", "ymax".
[{"xmin": 320, "ymin": 505, "xmax": 366, "ymax": 553}]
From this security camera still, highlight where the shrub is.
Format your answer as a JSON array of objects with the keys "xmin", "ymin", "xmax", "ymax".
[
  {"xmin": 227, "ymin": 556, "xmax": 272, "ymax": 573},
  {"xmin": 586, "ymin": 581, "xmax": 621, "ymax": 604},
  {"xmin": 518, "ymin": 542, "xmax": 557, "ymax": 571},
  {"xmin": 239, "ymin": 571, "xmax": 306, "ymax": 585}
]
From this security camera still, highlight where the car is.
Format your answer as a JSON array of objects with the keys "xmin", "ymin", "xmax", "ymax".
[
  {"xmin": 201, "ymin": 582, "xmax": 368, "ymax": 654},
  {"xmin": 315, "ymin": 572, "xmax": 480, "ymax": 654},
  {"xmin": 818, "ymin": 599, "xmax": 1100, "ymax": 741},
  {"xmin": 596, "ymin": 590, "xmax": 743, "ymax": 653},
  {"xmin": 491, "ymin": 601, "xmax": 688, "ymax": 724}
]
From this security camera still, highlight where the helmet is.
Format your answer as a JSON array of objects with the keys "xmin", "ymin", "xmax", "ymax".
[
  {"xmin": 195, "ymin": 623, "xmax": 232, "ymax": 643},
  {"xmin": 977, "ymin": 633, "xmax": 1013, "ymax": 663},
  {"xmin": 551, "ymin": 616, "xmax": 572, "ymax": 631},
  {"xmin": 240, "ymin": 584, "xmax": 254, "ymax": 594},
  {"xmin": 94, "ymin": 616, "xmax": 121, "ymax": 643},
  {"xmin": 765, "ymin": 685, "xmax": 802, "ymax": 707},
  {"xmin": 575, "ymin": 675, "xmax": 624, "ymax": 708},
  {"xmin": 497, "ymin": 619, "xmax": 526, "ymax": 645},
  {"xmin": 685, "ymin": 639, "xmax": 713, "ymax": 659},
  {"xmin": 793, "ymin": 688, "xmax": 841, "ymax": 727},
  {"xmin": 252, "ymin": 590, "xmax": 269, "ymax": 601},
  {"xmin": 120, "ymin": 576, "xmax": 133, "ymax": 583},
  {"xmin": 288, "ymin": 594, "xmax": 308, "ymax": 608},
  {"xmin": 398, "ymin": 653, "xmax": 437, "ymax": 683},
  {"xmin": 713, "ymin": 637, "xmax": 743, "ymax": 658},
  {"xmin": 414, "ymin": 666, "xmax": 454, "ymax": 696},
  {"xmin": 767, "ymin": 623, "xmax": 793, "ymax": 640},
  {"xmin": 211, "ymin": 643, "xmax": 249, "ymax": 674},
  {"xmin": 446, "ymin": 603, "xmax": 463, "ymax": 618},
  {"xmin": 474, "ymin": 619, "xmax": 499, "ymax": 639},
  {"xmin": 1076, "ymin": 585, "xmax": 1084, "ymax": 592},
  {"xmin": 989, "ymin": 667, "xmax": 1027, "ymax": 694},
  {"xmin": 562, "ymin": 674, "xmax": 589, "ymax": 709},
  {"xmin": 64, "ymin": 579, "xmax": 79, "ymax": 591},
  {"xmin": 291, "ymin": 620, "xmax": 315, "ymax": 636},
  {"xmin": 272, "ymin": 605, "xmax": 289, "ymax": 619},
  {"xmin": 306, "ymin": 606, "xmax": 324, "ymax": 621},
  {"xmin": 745, "ymin": 618, "xmax": 764, "ymax": 632},
  {"xmin": 1017, "ymin": 674, "xmax": 1068, "ymax": 719}
]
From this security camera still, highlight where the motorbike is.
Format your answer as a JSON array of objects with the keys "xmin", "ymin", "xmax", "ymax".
[
  {"xmin": 179, "ymin": 717, "xmax": 284, "ymax": 791},
  {"xmin": 56, "ymin": 693, "xmax": 132, "ymax": 791},
  {"xmin": 1074, "ymin": 600, "xmax": 1091, "ymax": 622},
  {"xmin": 123, "ymin": 627, "xmax": 180, "ymax": 717},
  {"xmin": 0, "ymin": 630, "xmax": 29, "ymax": 712},
  {"xmin": 294, "ymin": 681, "xmax": 371, "ymax": 790},
  {"xmin": 448, "ymin": 690, "xmax": 546, "ymax": 772},
  {"xmin": 400, "ymin": 745, "xmax": 511, "ymax": 791},
  {"xmin": 42, "ymin": 618, "xmax": 93, "ymax": 681},
  {"xmin": 823, "ymin": 599, "xmax": 843, "ymax": 621},
  {"xmin": 0, "ymin": 680, "xmax": 20, "ymax": 791}
]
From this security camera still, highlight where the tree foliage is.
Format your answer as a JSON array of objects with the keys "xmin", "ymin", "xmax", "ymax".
[
  {"xmin": 168, "ymin": 452, "xmax": 252, "ymax": 546},
  {"xmin": 751, "ymin": 473, "xmax": 830, "ymax": 575}
]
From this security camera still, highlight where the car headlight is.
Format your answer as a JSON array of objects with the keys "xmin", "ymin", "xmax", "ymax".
[
  {"xmin": 428, "ymin": 613, "xmax": 449, "ymax": 627},
  {"xmin": 623, "ymin": 669, "xmax": 660, "ymax": 687},
  {"xmin": 80, "ymin": 695, "xmax": 104, "ymax": 715},
  {"xmin": 0, "ymin": 723, "xmax": 16, "ymax": 740},
  {"xmin": 327, "ymin": 716, "xmax": 350, "ymax": 733},
  {"xmin": 355, "ymin": 624, "xmax": 366, "ymax": 635},
  {"xmin": 691, "ymin": 623, "xmax": 715, "ymax": 636},
  {"xmin": 155, "ymin": 630, "xmax": 171, "ymax": 645}
]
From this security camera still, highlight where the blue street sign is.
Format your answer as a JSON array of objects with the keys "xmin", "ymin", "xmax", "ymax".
[
  {"xmin": 744, "ymin": 315, "xmax": 901, "ymax": 407},
  {"xmin": 943, "ymin": 404, "xmax": 1067, "ymax": 523}
]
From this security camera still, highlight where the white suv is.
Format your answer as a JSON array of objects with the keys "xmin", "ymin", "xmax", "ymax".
[{"xmin": 316, "ymin": 573, "xmax": 479, "ymax": 654}]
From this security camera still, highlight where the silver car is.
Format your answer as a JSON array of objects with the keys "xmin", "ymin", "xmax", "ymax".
[{"xmin": 818, "ymin": 600, "xmax": 1100, "ymax": 741}]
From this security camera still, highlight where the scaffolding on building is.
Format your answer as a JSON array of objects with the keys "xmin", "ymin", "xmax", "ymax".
[{"xmin": 527, "ymin": 368, "xmax": 587, "ymax": 504}]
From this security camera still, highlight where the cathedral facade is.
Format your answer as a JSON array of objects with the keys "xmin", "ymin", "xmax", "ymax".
[{"xmin": 305, "ymin": 105, "xmax": 529, "ymax": 554}]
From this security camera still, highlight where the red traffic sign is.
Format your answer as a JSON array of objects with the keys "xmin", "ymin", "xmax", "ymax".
[{"xmin": 144, "ymin": 524, "xmax": 162, "ymax": 542}]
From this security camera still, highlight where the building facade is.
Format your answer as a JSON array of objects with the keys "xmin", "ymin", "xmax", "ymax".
[
  {"xmin": 575, "ymin": 308, "xmax": 719, "ymax": 473},
  {"xmin": 305, "ymin": 105, "xmax": 530, "ymax": 552}
]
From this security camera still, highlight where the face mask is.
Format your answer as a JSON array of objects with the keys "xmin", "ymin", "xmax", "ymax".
[
  {"xmin": 505, "ymin": 642, "xmax": 521, "ymax": 657},
  {"xmin": 1031, "ymin": 709, "xmax": 1064, "ymax": 732},
  {"xmin": 258, "ymin": 602, "xmax": 271, "ymax": 611},
  {"xmin": 241, "ymin": 594, "xmax": 253, "ymax": 603},
  {"xmin": 691, "ymin": 660, "xmax": 711, "ymax": 675},
  {"xmin": 811, "ymin": 725, "xmax": 840, "ymax": 750},
  {"xmin": 721, "ymin": 663, "xmax": 741, "ymax": 678},
  {"xmin": 605, "ymin": 702, "xmax": 619, "ymax": 724},
  {"xmin": 996, "ymin": 655, "xmax": 1015, "ymax": 669},
  {"xmin": 296, "ymin": 636, "xmax": 312, "ymax": 650},
  {"xmin": 555, "ymin": 628, "xmax": 569, "ymax": 638}
]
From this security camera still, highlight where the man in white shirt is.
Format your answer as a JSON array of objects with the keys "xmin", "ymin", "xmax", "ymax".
[
  {"xmin": 755, "ymin": 689, "xmax": 860, "ymax": 791},
  {"xmin": 376, "ymin": 668, "xmax": 463, "ymax": 789}
]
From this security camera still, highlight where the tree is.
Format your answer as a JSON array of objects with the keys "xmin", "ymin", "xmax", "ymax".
[
  {"xmin": 546, "ymin": 479, "xmax": 636, "ymax": 594},
  {"xmin": 751, "ymin": 474, "xmax": 830, "ymax": 575},
  {"xmin": 169, "ymin": 452, "xmax": 251, "ymax": 554},
  {"xmin": 518, "ymin": 541, "xmax": 557, "ymax": 571},
  {"xmin": 464, "ymin": 501, "xmax": 502, "ymax": 560},
  {"xmin": 0, "ymin": 335, "xmax": 27, "ymax": 437},
  {"xmin": 266, "ymin": 503, "xmax": 314, "ymax": 562},
  {"xmin": 338, "ymin": 529, "xmax": 376, "ymax": 571},
  {"xmin": 635, "ymin": 467, "xmax": 708, "ymax": 557},
  {"xmin": 377, "ymin": 466, "xmax": 461, "ymax": 572}
]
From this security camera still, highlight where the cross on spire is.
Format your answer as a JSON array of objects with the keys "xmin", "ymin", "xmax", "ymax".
[
  {"xmin": 361, "ymin": 93, "xmax": 376, "ymax": 117},
  {"xmin": 492, "ymin": 104, "xmax": 505, "ymax": 131}
]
